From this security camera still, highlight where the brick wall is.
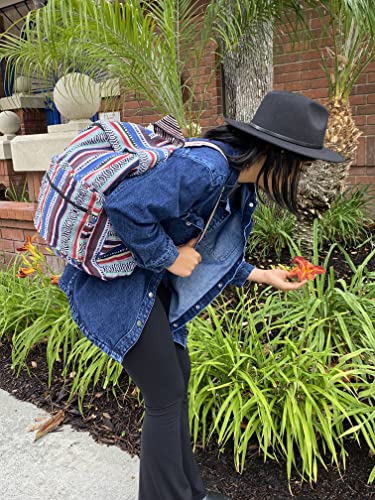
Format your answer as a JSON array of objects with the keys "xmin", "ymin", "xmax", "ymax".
[
  {"xmin": 15, "ymin": 108, "xmax": 48, "ymax": 136},
  {"xmin": 1, "ymin": 7, "xmax": 375, "ymax": 269},
  {"xmin": 273, "ymin": 9, "xmax": 375, "ymax": 196}
]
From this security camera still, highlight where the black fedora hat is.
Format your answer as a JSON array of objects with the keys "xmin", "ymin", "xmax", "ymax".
[{"xmin": 225, "ymin": 91, "xmax": 344, "ymax": 163}]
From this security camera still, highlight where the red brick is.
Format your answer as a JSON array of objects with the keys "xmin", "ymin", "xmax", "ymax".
[
  {"xmin": 356, "ymin": 74, "xmax": 368, "ymax": 85},
  {"xmin": 276, "ymin": 71, "xmax": 302, "ymax": 83},
  {"xmin": 363, "ymin": 126, "xmax": 375, "ymax": 136},
  {"xmin": 367, "ymin": 116, "xmax": 375, "ymax": 125},
  {"xmin": 274, "ymin": 53, "xmax": 301, "ymax": 64},
  {"xmin": 353, "ymin": 83, "xmax": 375, "ymax": 96},
  {"xmin": 350, "ymin": 94, "xmax": 367, "ymax": 106},
  {"xmin": 300, "ymin": 68, "xmax": 325, "ymax": 81},
  {"xmin": 349, "ymin": 166, "xmax": 367, "ymax": 175},
  {"xmin": 366, "ymin": 137, "xmax": 375, "ymax": 165},
  {"xmin": 304, "ymin": 88, "xmax": 329, "ymax": 100},
  {"xmin": 301, "ymin": 49, "xmax": 320, "ymax": 61},
  {"xmin": 1, "ymin": 227, "xmax": 24, "ymax": 240},
  {"xmin": 309, "ymin": 78, "xmax": 328, "ymax": 89},
  {"xmin": 354, "ymin": 138, "xmax": 366, "ymax": 166},
  {"xmin": 4, "ymin": 220, "xmax": 34, "ymax": 230},
  {"xmin": 351, "ymin": 175, "xmax": 375, "ymax": 185},
  {"xmin": 282, "ymin": 81, "xmax": 305, "ymax": 91},
  {"xmin": 353, "ymin": 115, "xmax": 366, "ymax": 127},
  {"xmin": 0, "ymin": 239, "xmax": 14, "ymax": 251},
  {"xmin": 356, "ymin": 104, "xmax": 375, "ymax": 116}
]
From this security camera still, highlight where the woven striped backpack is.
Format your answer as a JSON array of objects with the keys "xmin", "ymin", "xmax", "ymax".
[{"xmin": 34, "ymin": 116, "xmax": 225, "ymax": 280}]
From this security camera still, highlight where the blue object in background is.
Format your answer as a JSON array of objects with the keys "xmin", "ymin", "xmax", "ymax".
[{"xmin": 45, "ymin": 97, "xmax": 61, "ymax": 126}]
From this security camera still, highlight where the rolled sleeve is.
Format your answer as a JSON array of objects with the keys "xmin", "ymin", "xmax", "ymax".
[
  {"xmin": 228, "ymin": 260, "xmax": 255, "ymax": 287},
  {"xmin": 104, "ymin": 152, "xmax": 217, "ymax": 272}
]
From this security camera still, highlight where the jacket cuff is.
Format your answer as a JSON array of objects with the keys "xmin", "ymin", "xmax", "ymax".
[
  {"xmin": 228, "ymin": 260, "xmax": 255, "ymax": 287},
  {"xmin": 146, "ymin": 239, "xmax": 179, "ymax": 272}
]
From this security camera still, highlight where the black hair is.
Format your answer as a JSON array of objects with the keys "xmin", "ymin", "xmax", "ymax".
[{"xmin": 204, "ymin": 125, "xmax": 306, "ymax": 214}]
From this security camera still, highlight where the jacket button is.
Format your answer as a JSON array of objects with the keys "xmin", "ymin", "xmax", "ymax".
[
  {"xmin": 148, "ymin": 292, "xmax": 154, "ymax": 298},
  {"xmin": 249, "ymin": 202, "xmax": 254, "ymax": 208},
  {"xmin": 136, "ymin": 320, "xmax": 142, "ymax": 327},
  {"xmin": 218, "ymin": 283, "xmax": 223, "ymax": 288},
  {"xmin": 185, "ymin": 221, "xmax": 192, "ymax": 226},
  {"xmin": 173, "ymin": 323, "xmax": 178, "ymax": 327},
  {"xmin": 195, "ymin": 304, "xmax": 200, "ymax": 310}
]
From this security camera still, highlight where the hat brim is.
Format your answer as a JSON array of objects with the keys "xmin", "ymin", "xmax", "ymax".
[{"xmin": 224, "ymin": 117, "xmax": 345, "ymax": 163}]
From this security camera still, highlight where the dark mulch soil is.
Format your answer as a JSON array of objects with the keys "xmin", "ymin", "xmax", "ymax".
[{"xmin": 0, "ymin": 236, "xmax": 374, "ymax": 499}]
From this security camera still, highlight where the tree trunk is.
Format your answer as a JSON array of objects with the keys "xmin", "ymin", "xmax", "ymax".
[
  {"xmin": 295, "ymin": 99, "xmax": 361, "ymax": 254},
  {"xmin": 221, "ymin": 20, "xmax": 273, "ymax": 121}
]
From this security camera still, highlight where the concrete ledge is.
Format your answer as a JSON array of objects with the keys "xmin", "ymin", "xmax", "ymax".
[
  {"xmin": 0, "ymin": 95, "xmax": 46, "ymax": 110},
  {"xmin": 10, "ymin": 132, "xmax": 78, "ymax": 171},
  {"xmin": 0, "ymin": 139, "xmax": 13, "ymax": 160}
]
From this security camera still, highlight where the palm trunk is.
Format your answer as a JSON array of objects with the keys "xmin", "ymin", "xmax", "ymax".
[
  {"xmin": 221, "ymin": 20, "xmax": 273, "ymax": 120},
  {"xmin": 295, "ymin": 99, "xmax": 361, "ymax": 253}
]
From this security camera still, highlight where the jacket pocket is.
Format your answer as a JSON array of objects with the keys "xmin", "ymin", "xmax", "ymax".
[
  {"xmin": 198, "ymin": 211, "xmax": 242, "ymax": 261},
  {"xmin": 181, "ymin": 211, "xmax": 205, "ymax": 231}
]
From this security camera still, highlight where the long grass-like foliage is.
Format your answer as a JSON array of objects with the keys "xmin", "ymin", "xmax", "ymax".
[
  {"xmin": 317, "ymin": 185, "xmax": 374, "ymax": 248},
  {"xmin": 189, "ymin": 239, "xmax": 375, "ymax": 484},
  {"xmin": 246, "ymin": 200, "xmax": 296, "ymax": 258},
  {"xmin": 1, "ymin": 219, "xmax": 374, "ymax": 482},
  {"xmin": 0, "ymin": 257, "xmax": 124, "ymax": 412},
  {"xmin": 247, "ymin": 186, "xmax": 374, "ymax": 258}
]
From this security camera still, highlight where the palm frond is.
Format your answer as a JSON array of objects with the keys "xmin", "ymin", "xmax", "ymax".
[{"xmin": 306, "ymin": 0, "xmax": 375, "ymax": 100}]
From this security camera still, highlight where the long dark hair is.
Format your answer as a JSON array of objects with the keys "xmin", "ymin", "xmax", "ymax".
[{"xmin": 204, "ymin": 125, "xmax": 306, "ymax": 213}]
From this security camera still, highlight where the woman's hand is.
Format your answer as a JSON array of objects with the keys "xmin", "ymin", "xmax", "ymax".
[
  {"xmin": 248, "ymin": 268, "xmax": 307, "ymax": 291},
  {"xmin": 167, "ymin": 237, "xmax": 202, "ymax": 278}
]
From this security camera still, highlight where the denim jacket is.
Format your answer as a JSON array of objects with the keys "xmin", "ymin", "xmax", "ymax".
[{"xmin": 58, "ymin": 140, "xmax": 257, "ymax": 363}]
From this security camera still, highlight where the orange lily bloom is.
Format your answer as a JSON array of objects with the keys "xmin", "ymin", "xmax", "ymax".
[
  {"xmin": 289, "ymin": 256, "xmax": 326, "ymax": 281},
  {"xmin": 50, "ymin": 275, "xmax": 61, "ymax": 285},
  {"xmin": 16, "ymin": 267, "xmax": 37, "ymax": 278},
  {"xmin": 16, "ymin": 235, "xmax": 37, "ymax": 253}
]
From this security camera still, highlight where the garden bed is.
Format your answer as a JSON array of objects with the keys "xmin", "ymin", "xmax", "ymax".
[
  {"xmin": 0, "ymin": 342, "xmax": 374, "ymax": 500},
  {"xmin": 0, "ymin": 235, "xmax": 374, "ymax": 499}
]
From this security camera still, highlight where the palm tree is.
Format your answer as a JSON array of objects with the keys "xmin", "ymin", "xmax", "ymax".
[
  {"xmin": 294, "ymin": 1, "xmax": 375, "ymax": 247},
  {"xmin": 0, "ymin": 0, "xmax": 307, "ymax": 133},
  {"xmin": 220, "ymin": 1, "xmax": 307, "ymax": 120}
]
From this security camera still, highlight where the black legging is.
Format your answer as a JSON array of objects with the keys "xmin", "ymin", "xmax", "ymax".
[{"xmin": 122, "ymin": 282, "xmax": 206, "ymax": 500}]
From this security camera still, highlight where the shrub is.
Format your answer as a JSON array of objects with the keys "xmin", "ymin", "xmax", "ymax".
[
  {"xmin": 317, "ymin": 185, "xmax": 374, "ymax": 248},
  {"xmin": 0, "ymin": 248, "xmax": 124, "ymax": 413},
  {"xmin": 188, "ymin": 244, "xmax": 375, "ymax": 485},
  {"xmin": 247, "ymin": 187, "xmax": 374, "ymax": 259},
  {"xmin": 246, "ymin": 200, "xmax": 296, "ymax": 258}
]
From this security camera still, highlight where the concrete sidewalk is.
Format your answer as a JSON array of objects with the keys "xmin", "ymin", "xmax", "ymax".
[{"xmin": 0, "ymin": 388, "xmax": 139, "ymax": 500}]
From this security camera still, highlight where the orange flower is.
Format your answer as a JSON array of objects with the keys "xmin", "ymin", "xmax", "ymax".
[
  {"xmin": 16, "ymin": 267, "xmax": 37, "ymax": 278},
  {"xmin": 50, "ymin": 275, "xmax": 61, "ymax": 285},
  {"xmin": 289, "ymin": 256, "xmax": 326, "ymax": 282},
  {"xmin": 16, "ymin": 235, "xmax": 37, "ymax": 253}
]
